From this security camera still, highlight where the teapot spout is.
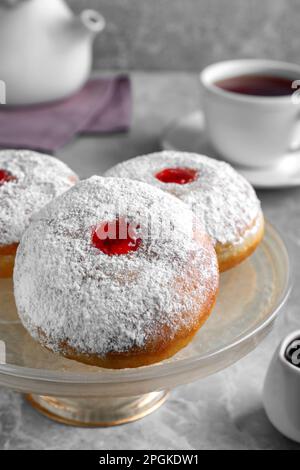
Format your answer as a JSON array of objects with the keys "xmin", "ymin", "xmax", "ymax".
[{"xmin": 76, "ymin": 9, "xmax": 105, "ymax": 38}]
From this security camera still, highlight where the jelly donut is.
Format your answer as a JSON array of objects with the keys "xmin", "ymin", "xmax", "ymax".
[
  {"xmin": 0, "ymin": 150, "xmax": 78, "ymax": 278},
  {"xmin": 14, "ymin": 176, "xmax": 219, "ymax": 369},
  {"xmin": 105, "ymin": 151, "xmax": 264, "ymax": 272}
]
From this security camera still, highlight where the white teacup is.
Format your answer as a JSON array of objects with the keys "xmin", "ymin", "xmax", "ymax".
[{"xmin": 200, "ymin": 60, "xmax": 300, "ymax": 168}]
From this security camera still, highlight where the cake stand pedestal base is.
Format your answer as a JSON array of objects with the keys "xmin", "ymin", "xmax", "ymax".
[{"xmin": 26, "ymin": 391, "xmax": 169, "ymax": 427}]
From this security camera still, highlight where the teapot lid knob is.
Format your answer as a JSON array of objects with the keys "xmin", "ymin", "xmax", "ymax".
[{"xmin": 80, "ymin": 9, "xmax": 105, "ymax": 34}]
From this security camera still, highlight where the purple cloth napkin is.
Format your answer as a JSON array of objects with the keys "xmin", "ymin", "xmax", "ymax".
[{"xmin": 0, "ymin": 76, "xmax": 132, "ymax": 153}]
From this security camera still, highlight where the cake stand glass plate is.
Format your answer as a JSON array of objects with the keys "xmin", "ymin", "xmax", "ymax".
[{"xmin": 0, "ymin": 222, "xmax": 290, "ymax": 426}]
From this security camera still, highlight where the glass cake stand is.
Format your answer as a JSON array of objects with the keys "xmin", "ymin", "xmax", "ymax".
[{"xmin": 0, "ymin": 222, "xmax": 290, "ymax": 427}]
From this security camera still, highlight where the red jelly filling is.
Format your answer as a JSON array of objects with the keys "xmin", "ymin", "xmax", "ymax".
[
  {"xmin": 0, "ymin": 169, "xmax": 16, "ymax": 186},
  {"xmin": 155, "ymin": 167, "xmax": 198, "ymax": 184},
  {"xmin": 92, "ymin": 218, "xmax": 141, "ymax": 256}
]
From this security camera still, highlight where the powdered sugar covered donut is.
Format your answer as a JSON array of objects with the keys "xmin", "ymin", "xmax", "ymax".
[
  {"xmin": 105, "ymin": 152, "xmax": 264, "ymax": 271},
  {"xmin": 0, "ymin": 149, "xmax": 78, "ymax": 277},
  {"xmin": 14, "ymin": 176, "xmax": 219, "ymax": 369}
]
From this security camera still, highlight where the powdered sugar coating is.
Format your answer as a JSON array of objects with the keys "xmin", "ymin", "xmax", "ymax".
[
  {"xmin": 105, "ymin": 151, "xmax": 261, "ymax": 245},
  {"xmin": 14, "ymin": 176, "xmax": 218, "ymax": 357},
  {"xmin": 0, "ymin": 150, "xmax": 78, "ymax": 246}
]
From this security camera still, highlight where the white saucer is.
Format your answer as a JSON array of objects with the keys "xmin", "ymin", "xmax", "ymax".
[{"xmin": 161, "ymin": 111, "xmax": 300, "ymax": 189}]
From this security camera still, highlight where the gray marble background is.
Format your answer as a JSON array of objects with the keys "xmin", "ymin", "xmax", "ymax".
[{"xmin": 68, "ymin": 0, "xmax": 300, "ymax": 70}]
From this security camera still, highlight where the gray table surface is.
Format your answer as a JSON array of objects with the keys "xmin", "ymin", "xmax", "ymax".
[{"xmin": 1, "ymin": 73, "xmax": 300, "ymax": 450}]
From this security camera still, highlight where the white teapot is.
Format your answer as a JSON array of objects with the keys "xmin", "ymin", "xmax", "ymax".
[{"xmin": 0, "ymin": 0, "xmax": 105, "ymax": 105}]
